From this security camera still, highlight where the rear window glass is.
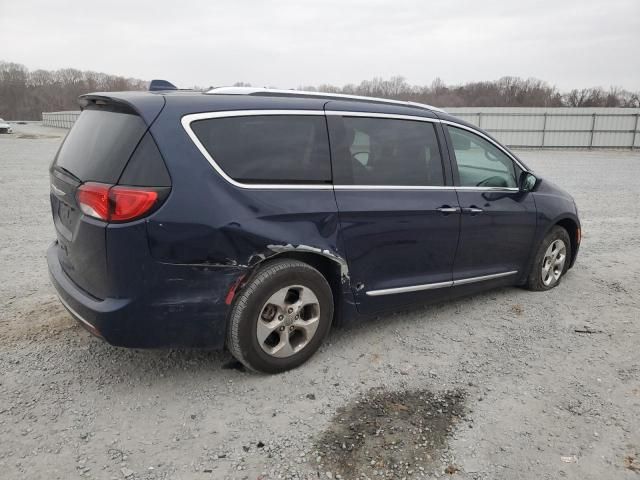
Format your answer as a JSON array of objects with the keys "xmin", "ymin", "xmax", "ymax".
[
  {"xmin": 54, "ymin": 109, "xmax": 147, "ymax": 183},
  {"xmin": 190, "ymin": 115, "xmax": 331, "ymax": 184}
]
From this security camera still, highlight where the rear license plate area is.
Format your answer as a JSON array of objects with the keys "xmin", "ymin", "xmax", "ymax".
[{"xmin": 54, "ymin": 199, "xmax": 75, "ymax": 241}]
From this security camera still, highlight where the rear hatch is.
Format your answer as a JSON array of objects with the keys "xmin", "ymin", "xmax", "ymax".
[{"xmin": 50, "ymin": 99, "xmax": 168, "ymax": 299}]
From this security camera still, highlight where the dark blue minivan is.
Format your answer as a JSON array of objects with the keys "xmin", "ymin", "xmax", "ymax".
[{"xmin": 48, "ymin": 86, "xmax": 580, "ymax": 372}]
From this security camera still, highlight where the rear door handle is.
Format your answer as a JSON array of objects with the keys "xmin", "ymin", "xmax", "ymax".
[
  {"xmin": 436, "ymin": 206, "xmax": 461, "ymax": 215},
  {"xmin": 462, "ymin": 207, "xmax": 484, "ymax": 214}
]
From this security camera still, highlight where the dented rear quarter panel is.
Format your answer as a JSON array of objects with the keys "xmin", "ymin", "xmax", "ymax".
[{"xmin": 145, "ymin": 96, "xmax": 350, "ymax": 326}]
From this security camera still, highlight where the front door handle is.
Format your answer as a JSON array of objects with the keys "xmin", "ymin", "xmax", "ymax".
[
  {"xmin": 462, "ymin": 206, "xmax": 484, "ymax": 214},
  {"xmin": 436, "ymin": 206, "xmax": 461, "ymax": 215}
]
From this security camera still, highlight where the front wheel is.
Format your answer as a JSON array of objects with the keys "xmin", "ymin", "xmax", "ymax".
[
  {"xmin": 525, "ymin": 226, "xmax": 571, "ymax": 291},
  {"xmin": 226, "ymin": 259, "xmax": 334, "ymax": 373}
]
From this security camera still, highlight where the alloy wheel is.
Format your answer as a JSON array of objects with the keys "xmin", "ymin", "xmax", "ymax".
[
  {"xmin": 541, "ymin": 239, "xmax": 567, "ymax": 287},
  {"xmin": 256, "ymin": 285, "xmax": 321, "ymax": 358}
]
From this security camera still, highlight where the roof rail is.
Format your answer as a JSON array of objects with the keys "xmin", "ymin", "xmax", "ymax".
[{"xmin": 205, "ymin": 86, "xmax": 445, "ymax": 113}]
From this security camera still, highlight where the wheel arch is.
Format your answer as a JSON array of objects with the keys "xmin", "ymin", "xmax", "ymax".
[
  {"xmin": 520, "ymin": 213, "xmax": 580, "ymax": 285},
  {"xmin": 234, "ymin": 247, "xmax": 351, "ymax": 327},
  {"xmin": 261, "ymin": 250, "xmax": 345, "ymax": 298},
  {"xmin": 553, "ymin": 217, "xmax": 580, "ymax": 268}
]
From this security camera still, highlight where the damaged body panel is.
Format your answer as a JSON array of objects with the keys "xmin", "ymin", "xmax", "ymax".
[{"xmin": 143, "ymin": 184, "xmax": 354, "ymax": 329}]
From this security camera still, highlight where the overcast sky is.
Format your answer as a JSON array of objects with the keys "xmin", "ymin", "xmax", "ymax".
[{"xmin": 1, "ymin": 0, "xmax": 639, "ymax": 91}]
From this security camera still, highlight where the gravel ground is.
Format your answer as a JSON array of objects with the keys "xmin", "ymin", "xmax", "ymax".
[{"xmin": 1, "ymin": 123, "xmax": 639, "ymax": 480}]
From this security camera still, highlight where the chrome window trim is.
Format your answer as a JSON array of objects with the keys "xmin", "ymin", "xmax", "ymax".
[
  {"xmin": 181, "ymin": 109, "xmax": 525, "ymax": 190},
  {"xmin": 441, "ymin": 120, "xmax": 529, "ymax": 172},
  {"xmin": 334, "ymin": 185, "xmax": 452, "ymax": 191},
  {"xmin": 181, "ymin": 110, "xmax": 333, "ymax": 190},
  {"xmin": 366, "ymin": 270, "xmax": 518, "ymax": 296}
]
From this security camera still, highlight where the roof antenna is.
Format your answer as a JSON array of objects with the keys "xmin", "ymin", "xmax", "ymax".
[{"xmin": 149, "ymin": 80, "xmax": 177, "ymax": 91}]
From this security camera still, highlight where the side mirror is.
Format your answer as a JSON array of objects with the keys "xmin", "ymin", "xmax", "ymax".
[{"xmin": 519, "ymin": 172, "xmax": 538, "ymax": 192}]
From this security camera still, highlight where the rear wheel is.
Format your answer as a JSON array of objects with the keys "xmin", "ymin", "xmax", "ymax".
[
  {"xmin": 226, "ymin": 259, "xmax": 333, "ymax": 373},
  {"xmin": 526, "ymin": 226, "xmax": 571, "ymax": 291}
]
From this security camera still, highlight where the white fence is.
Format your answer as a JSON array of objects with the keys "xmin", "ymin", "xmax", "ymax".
[
  {"xmin": 42, "ymin": 107, "xmax": 640, "ymax": 149},
  {"xmin": 42, "ymin": 111, "xmax": 80, "ymax": 129},
  {"xmin": 445, "ymin": 107, "xmax": 640, "ymax": 149}
]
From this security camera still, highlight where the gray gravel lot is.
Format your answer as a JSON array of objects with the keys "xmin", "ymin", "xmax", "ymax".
[{"xmin": 1, "ymin": 123, "xmax": 639, "ymax": 480}]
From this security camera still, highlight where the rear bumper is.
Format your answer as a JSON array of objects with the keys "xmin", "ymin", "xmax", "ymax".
[{"xmin": 47, "ymin": 241, "xmax": 245, "ymax": 348}]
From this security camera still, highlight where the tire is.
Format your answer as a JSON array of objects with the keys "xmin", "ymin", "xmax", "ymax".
[
  {"xmin": 525, "ymin": 226, "xmax": 572, "ymax": 291},
  {"xmin": 226, "ymin": 259, "xmax": 334, "ymax": 373}
]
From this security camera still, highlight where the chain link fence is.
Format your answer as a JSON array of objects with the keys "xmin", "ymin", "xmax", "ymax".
[{"xmin": 42, "ymin": 111, "xmax": 80, "ymax": 129}]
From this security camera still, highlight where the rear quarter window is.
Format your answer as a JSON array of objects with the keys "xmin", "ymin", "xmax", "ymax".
[
  {"xmin": 54, "ymin": 109, "xmax": 147, "ymax": 183},
  {"xmin": 190, "ymin": 115, "xmax": 331, "ymax": 184}
]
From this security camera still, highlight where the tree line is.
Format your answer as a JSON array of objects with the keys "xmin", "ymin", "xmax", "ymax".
[
  {"xmin": 1, "ymin": 61, "xmax": 639, "ymax": 120},
  {"xmin": 298, "ymin": 76, "xmax": 640, "ymax": 109},
  {"xmin": 0, "ymin": 61, "xmax": 147, "ymax": 120}
]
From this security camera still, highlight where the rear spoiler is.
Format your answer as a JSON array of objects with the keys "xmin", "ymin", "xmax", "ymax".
[{"xmin": 78, "ymin": 93, "xmax": 166, "ymax": 126}]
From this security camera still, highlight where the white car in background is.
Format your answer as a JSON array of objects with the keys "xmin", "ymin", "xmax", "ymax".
[{"xmin": 0, "ymin": 118, "xmax": 12, "ymax": 134}]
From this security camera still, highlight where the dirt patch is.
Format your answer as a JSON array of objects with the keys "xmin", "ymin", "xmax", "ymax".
[
  {"xmin": 313, "ymin": 388, "xmax": 466, "ymax": 478},
  {"xmin": 0, "ymin": 296, "xmax": 78, "ymax": 344},
  {"xmin": 510, "ymin": 304, "xmax": 524, "ymax": 315},
  {"xmin": 625, "ymin": 451, "xmax": 640, "ymax": 472}
]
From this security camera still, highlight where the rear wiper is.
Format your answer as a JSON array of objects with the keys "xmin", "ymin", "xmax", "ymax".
[{"xmin": 54, "ymin": 166, "xmax": 81, "ymax": 183}]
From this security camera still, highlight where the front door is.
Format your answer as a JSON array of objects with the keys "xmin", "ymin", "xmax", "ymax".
[
  {"xmin": 326, "ymin": 107, "xmax": 460, "ymax": 313},
  {"xmin": 445, "ymin": 125, "xmax": 537, "ymax": 282}
]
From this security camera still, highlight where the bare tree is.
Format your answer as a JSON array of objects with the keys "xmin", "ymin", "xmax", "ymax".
[
  {"xmin": 299, "ymin": 76, "xmax": 637, "ymax": 109},
  {"xmin": 0, "ymin": 61, "xmax": 148, "ymax": 120}
]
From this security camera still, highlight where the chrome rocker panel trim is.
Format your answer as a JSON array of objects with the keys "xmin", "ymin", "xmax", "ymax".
[{"xmin": 366, "ymin": 270, "xmax": 519, "ymax": 297}]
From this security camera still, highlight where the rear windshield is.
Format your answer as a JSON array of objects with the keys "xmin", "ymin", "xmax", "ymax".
[
  {"xmin": 54, "ymin": 108, "xmax": 147, "ymax": 183},
  {"xmin": 190, "ymin": 115, "xmax": 331, "ymax": 184}
]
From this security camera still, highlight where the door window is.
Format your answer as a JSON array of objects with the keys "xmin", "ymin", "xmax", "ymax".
[
  {"xmin": 448, "ymin": 126, "xmax": 519, "ymax": 188},
  {"xmin": 328, "ymin": 116, "xmax": 445, "ymax": 186}
]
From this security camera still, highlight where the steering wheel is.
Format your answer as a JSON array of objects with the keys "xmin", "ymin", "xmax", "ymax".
[
  {"xmin": 476, "ymin": 176, "xmax": 507, "ymax": 188},
  {"xmin": 484, "ymin": 150, "xmax": 500, "ymax": 162}
]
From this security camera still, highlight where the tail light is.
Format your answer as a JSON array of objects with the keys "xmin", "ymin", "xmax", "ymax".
[
  {"xmin": 76, "ymin": 183, "xmax": 110, "ymax": 220},
  {"xmin": 77, "ymin": 182, "xmax": 166, "ymax": 222},
  {"xmin": 110, "ymin": 186, "xmax": 158, "ymax": 221}
]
